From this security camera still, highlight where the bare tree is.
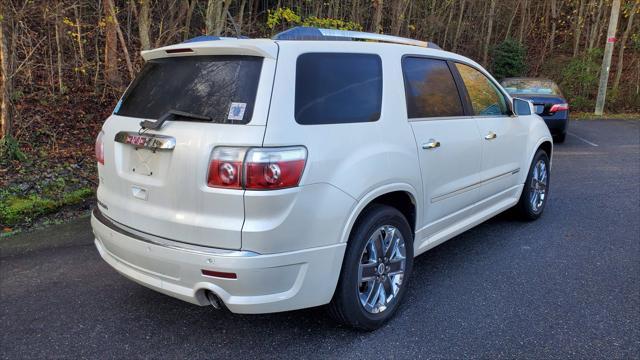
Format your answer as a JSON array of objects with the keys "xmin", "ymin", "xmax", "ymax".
[
  {"xmin": 0, "ymin": 2, "xmax": 14, "ymax": 139},
  {"xmin": 612, "ymin": 0, "xmax": 639, "ymax": 91},
  {"xmin": 138, "ymin": 0, "xmax": 151, "ymax": 50},
  {"xmin": 103, "ymin": 0, "xmax": 120, "ymax": 87},
  {"xmin": 483, "ymin": 0, "xmax": 496, "ymax": 67}
]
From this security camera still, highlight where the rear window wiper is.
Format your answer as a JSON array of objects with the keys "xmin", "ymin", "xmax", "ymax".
[{"xmin": 140, "ymin": 109, "xmax": 212, "ymax": 130}]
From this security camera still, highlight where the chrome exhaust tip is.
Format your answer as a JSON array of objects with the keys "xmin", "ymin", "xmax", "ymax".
[{"xmin": 206, "ymin": 291, "xmax": 222, "ymax": 310}]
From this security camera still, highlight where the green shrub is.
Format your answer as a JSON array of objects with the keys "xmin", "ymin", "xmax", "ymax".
[
  {"xmin": 491, "ymin": 38, "xmax": 527, "ymax": 80},
  {"xmin": 559, "ymin": 48, "xmax": 602, "ymax": 111}
]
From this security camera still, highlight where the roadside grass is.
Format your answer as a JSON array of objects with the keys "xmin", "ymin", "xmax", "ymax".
[
  {"xmin": 572, "ymin": 112, "xmax": 640, "ymax": 120},
  {"xmin": 1, "ymin": 186, "xmax": 94, "ymax": 232}
]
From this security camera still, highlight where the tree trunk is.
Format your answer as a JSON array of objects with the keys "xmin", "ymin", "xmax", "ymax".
[
  {"xmin": 183, "ymin": 0, "xmax": 197, "ymax": 40},
  {"xmin": 482, "ymin": 0, "xmax": 496, "ymax": 67},
  {"xmin": 0, "ymin": 6, "xmax": 12, "ymax": 139},
  {"xmin": 452, "ymin": 0, "xmax": 465, "ymax": 52},
  {"xmin": 74, "ymin": 5, "xmax": 85, "ymax": 63},
  {"xmin": 573, "ymin": 0, "xmax": 586, "ymax": 56},
  {"xmin": 237, "ymin": 0, "xmax": 247, "ymax": 33},
  {"xmin": 588, "ymin": 0, "xmax": 604, "ymax": 51},
  {"xmin": 612, "ymin": 0, "xmax": 639, "ymax": 91},
  {"xmin": 106, "ymin": 0, "xmax": 134, "ymax": 81},
  {"xmin": 390, "ymin": 0, "xmax": 409, "ymax": 36},
  {"xmin": 54, "ymin": 4, "xmax": 64, "ymax": 94},
  {"xmin": 549, "ymin": 0, "xmax": 557, "ymax": 51},
  {"xmin": 518, "ymin": 0, "xmax": 528, "ymax": 43},
  {"xmin": 371, "ymin": 0, "xmax": 384, "ymax": 34},
  {"xmin": 216, "ymin": 0, "xmax": 232, "ymax": 36},
  {"xmin": 594, "ymin": 0, "xmax": 621, "ymax": 115},
  {"xmin": 138, "ymin": 0, "xmax": 151, "ymax": 50},
  {"xmin": 103, "ymin": 0, "xmax": 120, "ymax": 87}
]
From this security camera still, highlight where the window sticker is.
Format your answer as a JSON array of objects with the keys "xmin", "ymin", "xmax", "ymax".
[{"xmin": 228, "ymin": 102, "xmax": 247, "ymax": 121}]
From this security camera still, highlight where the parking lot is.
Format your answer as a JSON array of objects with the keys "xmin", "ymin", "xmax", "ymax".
[{"xmin": 1, "ymin": 119, "xmax": 638, "ymax": 359}]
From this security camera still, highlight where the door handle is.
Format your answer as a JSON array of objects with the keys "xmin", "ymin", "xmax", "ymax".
[
  {"xmin": 484, "ymin": 132, "xmax": 497, "ymax": 140},
  {"xmin": 422, "ymin": 140, "xmax": 441, "ymax": 149}
]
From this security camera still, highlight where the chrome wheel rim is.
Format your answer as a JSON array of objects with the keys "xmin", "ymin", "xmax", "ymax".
[
  {"xmin": 358, "ymin": 225, "xmax": 406, "ymax": 314},
  {"xmin": 529, "ymin": 159, "xmax": 548, "ymax": 212}
]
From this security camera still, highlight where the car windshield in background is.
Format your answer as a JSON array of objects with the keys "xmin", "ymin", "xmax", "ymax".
[
  {"xmin": 115, "ymin": 55, "xmax": 263, "ymax": 124},
  {"xmin": 501, "ymin": 79, "xmax": 562, "ymax": 96}
]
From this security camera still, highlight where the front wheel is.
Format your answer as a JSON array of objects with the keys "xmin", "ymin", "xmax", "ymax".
[
  {"xmin": 515, "ymin": 149, "xmax": 550, "ymax": 220},
  {"xmin": 328, "ymin": 204, "xmax": 413, "ymax": 330}
]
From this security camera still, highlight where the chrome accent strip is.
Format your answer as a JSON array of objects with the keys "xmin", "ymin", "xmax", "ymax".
[
  {"xmin": 431, "ymin": 168, "xmax": 520, "ymax": 203},
  {"xmin": 92, "ymin": 208, "xmax": 259, "ymax": 257},
  {"xmin": 114, "ymin": 131, "xmax": 176, "ymax": 151}
]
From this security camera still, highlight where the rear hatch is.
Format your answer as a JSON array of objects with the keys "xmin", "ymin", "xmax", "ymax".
[{"xmin": 96, "ymin": 40, "xmax": 278, "ymax": 249}]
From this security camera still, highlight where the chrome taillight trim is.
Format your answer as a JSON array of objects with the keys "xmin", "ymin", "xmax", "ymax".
[{"xmin": 114, "ymin": 131, "xmax": 176, "ymax": 151}]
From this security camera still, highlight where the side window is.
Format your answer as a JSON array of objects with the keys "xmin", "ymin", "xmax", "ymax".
[
  {"xmin": 402, "ymin": 57, "xmax": 464, "ymax": 118},
  {"xmin": 295, "ymin": 53, "xmax": 382, "ymax": 125},
  {"xmin": 455, "ymin": 63, "xmax": 508, "ymax": 116}
]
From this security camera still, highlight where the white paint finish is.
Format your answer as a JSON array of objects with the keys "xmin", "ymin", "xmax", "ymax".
[{"xmin": 93, "ymin": 38, "xmax": 553, "ymax": 314}]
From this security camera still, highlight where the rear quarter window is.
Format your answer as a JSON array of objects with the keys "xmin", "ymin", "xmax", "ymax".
[
  {"xmin": 295, "ymin": 53, "xmax": 382, "ymax": 125},
  {"xmin": 116, "ymin": 55, "xmax": 263, "ymax": 124}
]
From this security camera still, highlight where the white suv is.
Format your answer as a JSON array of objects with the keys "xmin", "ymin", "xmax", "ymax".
[{"xmin": 92, "ymin": 27, "xmax": 552, "ymax": 330}]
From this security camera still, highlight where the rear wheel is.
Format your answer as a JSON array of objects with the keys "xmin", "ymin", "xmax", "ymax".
[
  {"xmin": 328, "ymin": 204, "xmax": 413, "ymax": 330},
  {"xmin": 515, "ymin": 149, "xmax": 550, "ymax": 220}
]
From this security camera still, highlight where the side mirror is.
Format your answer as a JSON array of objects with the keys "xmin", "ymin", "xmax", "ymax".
[{"xmin": 512, "ymin": 98, "xmax": 533, "ymax": 116}]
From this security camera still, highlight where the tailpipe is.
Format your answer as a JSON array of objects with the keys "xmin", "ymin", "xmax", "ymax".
[{"xmin": 206, "ymin": 291, "xmax": 222, "ymax": 310}]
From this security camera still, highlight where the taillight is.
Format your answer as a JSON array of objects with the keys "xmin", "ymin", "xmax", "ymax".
[
  {"xmin": 245, "ymin": 147, "xmax": 307, "ymax": 190},
  {"xmin": 549, "ymin": 103, "xmax": 569, "ymax": 113},
  {"xmin": 206, "ymin": 146, "xmax": 307, "ymax": 190},
  {"xmin": 95, "ymin": 131, "xmax": 105, "ymax": 165},
  {"xmin": 207, "ymin": 147, "xmax": 247, "ymax": 189}
]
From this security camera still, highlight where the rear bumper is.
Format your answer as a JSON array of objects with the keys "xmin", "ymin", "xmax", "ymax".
[{"xmin": 91, "ymin": 209, "xmax": 346, "ymax": 314}]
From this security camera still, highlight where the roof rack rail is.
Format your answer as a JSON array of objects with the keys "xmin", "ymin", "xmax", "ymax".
[
  {"xmin": 272, "ymin": 26, "xmax": 441, "ymax": 50},
  {"xmin": 182, "ymin": 35, "xmax": 249, "ymax": 43}
]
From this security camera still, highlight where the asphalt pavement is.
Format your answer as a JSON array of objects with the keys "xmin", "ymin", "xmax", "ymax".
[{"xmin": 1, "ymin": 119, "xmax": 639, "ymax": 359}]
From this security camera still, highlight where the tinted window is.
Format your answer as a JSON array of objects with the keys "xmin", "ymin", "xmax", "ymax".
[
  {"xmin": 116, "ymin": 55, "xmax": 263, "ymax": 124},
  {"xmin": 402, "ymin": 57, "xmax": 464, "ymax": 118},
  {"xmin": 514, "ymin": 98, "xmax": 532, "ymax": 115},
  {"xmin": 455, "ymin": 63, "xmax": 508, "ymax": 116},
  {"xmin": 295, "ymin": 53, "xmax": 382, "ymax": 125}
]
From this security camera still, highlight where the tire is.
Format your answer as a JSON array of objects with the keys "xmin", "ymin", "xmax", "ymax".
[
  {"xmin": 328, "ymin": 204, "xmax": 414, "ymax": 331},
  {"xmin": 554, "ymin": 132, "xmax": 566, "ymax": 143},
  {"xmin": 515, "ymin": 149, "xmax": 550, "ymax": 220}
]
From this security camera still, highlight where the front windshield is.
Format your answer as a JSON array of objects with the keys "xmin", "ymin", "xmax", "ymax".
[{"xmin": 501, "ymin": 79, "xmax": 562, "ymax": 96}]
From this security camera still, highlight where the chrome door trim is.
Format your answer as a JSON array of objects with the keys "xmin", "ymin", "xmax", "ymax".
[
  {"xmin": 114, "ymin": 131, "xmax": 176, "ymax": 151},
  {"xmin": 431, "ymin": 168, "xmax": 520, "ymax": 203}
]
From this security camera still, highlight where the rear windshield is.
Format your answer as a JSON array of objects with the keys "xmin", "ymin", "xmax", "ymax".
[
  {"xmin": 115, "ymin": 55, "xmax": 263, "ymax": 124},
  {"xmin": 501, "ymin": 79, "xmax": 562, "ymax": 96}
]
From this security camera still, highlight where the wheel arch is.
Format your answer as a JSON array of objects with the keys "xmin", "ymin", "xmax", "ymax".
[
  {"xmin": 339, "ymin": 184, "xmax": 419, "ymax": 245},
  {"xmin": 520, "ymin": 137, "xmax": 553, "ymax": 184}
]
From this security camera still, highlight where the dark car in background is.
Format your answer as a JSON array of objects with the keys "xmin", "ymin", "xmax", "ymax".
[{"xmin": 501, "ymin": 78, "xmax": 569, "ymax": 143}]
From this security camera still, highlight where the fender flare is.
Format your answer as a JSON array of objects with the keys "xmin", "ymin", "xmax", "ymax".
[
  {"xmin": 338, "ymin": 183, "xmax": 420, "ymax": 244},
  {"xmin": 521, "ymin": 136, "xmax": 553, "ymax": 184}
]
